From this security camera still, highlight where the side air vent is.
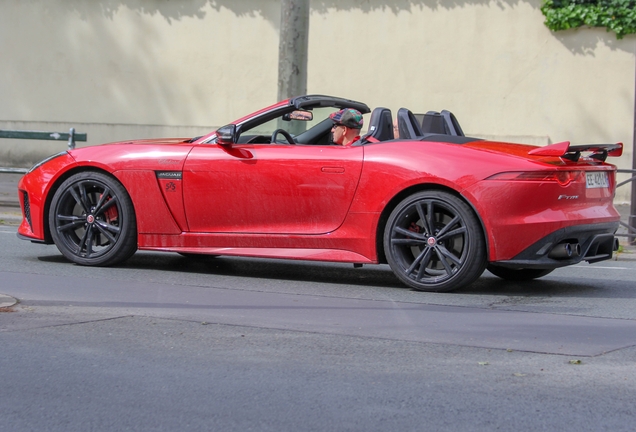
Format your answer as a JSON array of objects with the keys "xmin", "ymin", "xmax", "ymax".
[{"xmin": 22, "ymin": 190, "xmax": 32, "ymax": 230}]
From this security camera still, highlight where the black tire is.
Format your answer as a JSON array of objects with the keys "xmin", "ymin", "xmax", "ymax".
[
  {"xmin": 384, "ymin": 191, "xmax": 486, "ymax": 292},
  {"xmin": 486, "ymin": 265, "xmax": 554, "ymax": 281},
  {"xmin": 49, "ymin": 171, "xmax": 137, "ymax": 266}
]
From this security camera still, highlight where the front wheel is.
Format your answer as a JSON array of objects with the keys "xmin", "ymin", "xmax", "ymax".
[
  {"xmin": 384, "ymin": 191, "xmax": 486, "ymax": 292},
  {"xmin": 49, "ymin": 171, "xmax": 137, "ymax": 266}
]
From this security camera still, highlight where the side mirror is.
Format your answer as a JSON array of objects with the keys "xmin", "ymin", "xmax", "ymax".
[
  {"xmin": 282, "ymin": 110, "xmax": 313, "ymax": 121},
  {"xmin": 216, "ymin": 124, "xmax": 237, "ymax": 145}
]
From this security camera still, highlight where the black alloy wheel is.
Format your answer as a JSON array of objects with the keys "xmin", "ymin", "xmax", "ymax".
[
  {"xmin": 384, "ymin": 191, "xmax": 487, "ymax": 292},
  {"xmin": 486, "ymin": 265, "xmax": 554, "ymax": 281},
  {"xmin": 49, "ymin": 171, "xmax": 137, "ymax": 266}
]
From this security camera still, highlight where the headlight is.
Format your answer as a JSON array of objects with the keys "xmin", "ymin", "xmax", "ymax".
[{"xmin": 26, "ymin": 151, "xmax": 68, "ymax": 174}]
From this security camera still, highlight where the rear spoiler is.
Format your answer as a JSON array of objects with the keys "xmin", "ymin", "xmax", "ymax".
[{"xmin": 528, "ymin": 141, "xmax": 623, "ymax": 162}]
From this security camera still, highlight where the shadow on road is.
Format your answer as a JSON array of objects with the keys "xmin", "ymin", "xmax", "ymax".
[{"xmin": 34, "ymin": 250, "xmax": 634, "ymax": 299}]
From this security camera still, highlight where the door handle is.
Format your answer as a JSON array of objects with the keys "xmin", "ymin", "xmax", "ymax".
[{"xmin": 321, "ymin": 167, "xmax": 345, "ymax": 173}]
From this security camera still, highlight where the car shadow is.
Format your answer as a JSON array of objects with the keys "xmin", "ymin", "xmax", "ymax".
[
  {"xmin": 133, "ymin": 253, "xmax": 408, "ymax": 289},
  {"xmin": 461, "ymin": 274, "xmax": 588, "ymax": 294},
  {"xmin": 38, "ymin": 252, "xmax": 407, "ymax": 290},
  {"xmin": 37, "ymin": 251, "xmax": 635, "ymax": 298}
]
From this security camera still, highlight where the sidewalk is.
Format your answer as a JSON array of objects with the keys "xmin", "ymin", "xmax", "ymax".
[
  {"xmin": 615, "ymin": 205, "xmax": 636, "ymax": 260},
  {"xmin": 1, "ymin": 173, "xmax": 635, "ymax": 258},
  {"xmin": 0, "ymin": 172, "xmax": 20, "ymax": 207},
  {"xmin": 0, "ymin": 173, "xmax": 22, "ymax": 225}
]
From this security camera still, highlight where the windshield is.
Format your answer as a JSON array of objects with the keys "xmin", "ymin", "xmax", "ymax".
[{"xmin": 243, "ymin": 107, "xmax": 340, "ymax": 137}]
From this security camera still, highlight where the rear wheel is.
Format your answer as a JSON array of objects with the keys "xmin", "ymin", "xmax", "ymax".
[
  {"xmin": 384, "ymin": 191, "xmax": 486, "ymax": 292},
  {"xmin": 486, "ymin": 265, "xmax": 554, "ymax": 281},
  {"xmin": 49, "ymin": 171, "xmax": 137, "ymax": 266}
]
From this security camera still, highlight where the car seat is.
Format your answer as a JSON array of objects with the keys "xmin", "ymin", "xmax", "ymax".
[
  {"xmin": 359, "ymin": 107, "xmax": 394, "ymax": 144},
  {"xmin": 420, "ymin": 111, "xmax": 447, "ymax": 134},
  {"xmin": 441, "ymin": 110, "xmax": 465, "ymax": 136},
  {"xmin": 417, "ymin": 110, "xmax": 466, "ymax": 137},
  {"xmin": 397, "ymin": 108, "xmax": 424, "ymax": 139}
]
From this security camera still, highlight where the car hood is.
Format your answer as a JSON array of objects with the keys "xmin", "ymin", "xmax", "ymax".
[
  {"xmin": 66, "ymin": 138, "xmax": 196, "ymax": 172},
  {"xmin": 102, "ymin": 138, "xmax": 194, "ymax": 146}
]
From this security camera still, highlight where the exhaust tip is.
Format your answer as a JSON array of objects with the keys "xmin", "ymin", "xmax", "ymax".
[
  {"xmin": 548, "ymin": 242, "xmax": 580, "ymax": 259},
  {"xmin": 548, "ymin": 243, "xmax": 572, "ymax": 259}
]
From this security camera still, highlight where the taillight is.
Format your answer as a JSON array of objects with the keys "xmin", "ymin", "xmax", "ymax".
[{"xmin": 487, "ymin": 171, "xmax": 582, "ymax": 187}]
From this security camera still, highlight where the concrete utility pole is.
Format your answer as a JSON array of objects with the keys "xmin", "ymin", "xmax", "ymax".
[{"xmin": 277, "ymin": 0, "xmax": 309, "ymax": 102}]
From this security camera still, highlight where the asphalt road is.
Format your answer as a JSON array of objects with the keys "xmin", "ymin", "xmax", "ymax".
[{"xmin": 1, "ymin": 223, "xmax": 636, "ymax": 431}]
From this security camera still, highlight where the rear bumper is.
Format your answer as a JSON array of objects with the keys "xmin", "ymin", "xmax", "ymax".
[{"xmin": 490, "ymin": 222, "xmax": 619, "ymax": 269}]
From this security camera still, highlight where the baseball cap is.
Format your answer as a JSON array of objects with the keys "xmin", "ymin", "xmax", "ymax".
[{"xmin": 329, "ymin": 108, "xmax": 364, "ymax": 129}]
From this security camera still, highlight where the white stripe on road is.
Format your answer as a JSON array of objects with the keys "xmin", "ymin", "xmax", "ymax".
[{"xmin": 574, "ymin": 265, "xmax": 631, "ymax": 270}]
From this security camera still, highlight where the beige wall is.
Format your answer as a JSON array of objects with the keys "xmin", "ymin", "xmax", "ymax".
[
  {"xmin": 1, "ymin": 1, "xmax": 281, "ymax": 126},
  {"xmin": 1, "ymin": 0, "xmax": 634, "ymax": 201}
]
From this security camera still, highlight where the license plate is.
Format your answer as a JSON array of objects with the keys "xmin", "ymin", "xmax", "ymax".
[{"xmin": 586, "ymin": 172, "xmax": 609, "ymax": 189}]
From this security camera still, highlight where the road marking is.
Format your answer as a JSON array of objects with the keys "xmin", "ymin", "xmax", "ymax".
[{"xmin": 574, "ymin": 265, "xmax": 631, "ymax": 270}]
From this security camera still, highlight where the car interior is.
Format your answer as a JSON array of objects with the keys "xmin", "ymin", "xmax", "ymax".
[{"xmin": 216, "ymin": 102, "xmax": 471, "ymax": 147}]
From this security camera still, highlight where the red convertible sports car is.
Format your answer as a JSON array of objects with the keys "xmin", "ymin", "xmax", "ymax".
[{"xmin": 17, "ymin": 95, "xmax": 623, "ymax": 292}]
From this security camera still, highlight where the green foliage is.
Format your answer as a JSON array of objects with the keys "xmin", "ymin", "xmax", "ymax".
[{"xmin": 541, "ymin": 0, "xmax": 636, "ymax": 39}]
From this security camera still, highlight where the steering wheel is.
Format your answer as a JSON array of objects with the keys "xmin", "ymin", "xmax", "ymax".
[{"xmin": 271, "ymin": 128, "xmax": 296, "ymax": 144}]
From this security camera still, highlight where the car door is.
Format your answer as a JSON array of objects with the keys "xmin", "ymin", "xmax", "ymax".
[{"xmin": 182, "ymin": 143, "xmax": 364, "ymax": 234}]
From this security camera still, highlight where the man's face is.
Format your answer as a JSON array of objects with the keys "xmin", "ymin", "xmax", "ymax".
[{"xmin": 331, "ymin": 123, "xmax": 346, "ymax": 145}]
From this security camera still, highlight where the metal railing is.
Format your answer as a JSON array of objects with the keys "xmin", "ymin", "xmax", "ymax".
[
  {"xmin": 0, "ymin": 128, "xmax": 86, "ymax": 174},
  {"xmin": 616, "ymin": 168, "xmax": 636, "ymax": 244}
]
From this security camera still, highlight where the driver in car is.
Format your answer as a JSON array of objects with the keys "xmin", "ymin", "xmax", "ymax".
[{"xmin": 329, "ymin": 108, "xmax": 363, "ymax": 146}]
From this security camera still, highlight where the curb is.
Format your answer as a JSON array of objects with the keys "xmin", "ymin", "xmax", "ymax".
[
  {"xmin": 615, "ymin": 250, "xmax": 636, "ymax": 262},
  {"xmin": 0, "ymin": 208, "xmax": 22, "ymax": 226}
]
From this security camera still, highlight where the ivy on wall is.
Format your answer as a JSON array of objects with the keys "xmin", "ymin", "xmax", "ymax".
[{"xmin": 541, "ymin": 0, "xmax": 636, "ymax": 39}]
